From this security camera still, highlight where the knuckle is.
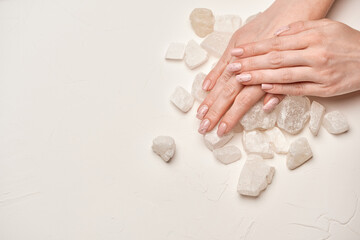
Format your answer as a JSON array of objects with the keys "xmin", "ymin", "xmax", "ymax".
[
  {"xmin": 268, "ymin": 51, "xmax": 283, "ymax": 66},
  {"xmin": 281, "ymin": 69, "xmax": 292, "ymax": 83},
  {"xmin": 206, "ymin": 108, "xmax": 222, "ymax": 121},
  {"xmin": 293, "ymin": 83, "xmax": 305, "ymax": 96},
  {"xmin": 271, "ymin": 37, "xmax": 282, "ymax": 50},
  {"xmin": 222, "ymin": 83, "xmax": 237, "ymax": 98},
  {"xmin": 317, "ymin": 49, "xmax": 330, "ymax": 65}
]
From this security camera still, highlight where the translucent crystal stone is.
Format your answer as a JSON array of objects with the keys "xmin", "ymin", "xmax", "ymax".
[
  {"xmin": 152, "ymin": 136, "xmax": 176, "ymax": 162},
  {"xmin": 213, "ymin": 145, "xmax": 241, "ymax": 165},
  {"xmin": 191, "ymin": 72, "xmax": 208, "ymax": 102},
  {"xmin": 204, "ymin": 130, "xmax": 234, "ymax": 151},
  {"xmin": 287, "ymin": 137, "xmax": 312, "ymax": 170},
  {"xmin": 165, "ymin": 42, "xmax": 186, "ymax": 60},
  {"xmin": 244, "ymin": 12, "xmax": 261, "ymax": 25},
  {"xmin": 200, "ymin": 32, "xmax": 232, "ymax": 58},
  {"xmin": 277, "ymin": 96, "xmax": 310, "ymax": 135},
  {"xmin": 237, "ymin": 155, "xmax": 275, "ymax": 197},
  {"xmin": 322, "ymin": 111, "xmax": 349, "ymax": 134},
  {"xmin": 214, "ymin": 15, "xmax": 242, "ymax": 33},
  {"xmin": 240, "ymin": 100, "xmax": 277, "ymax": 131},
  {"xmin": 242, "ymin": 130, "xmax": 274, "ymax": 159},
  {"xmin": 189, "ymin": 8, "xmax": 215, "ymax": 38},
  {"xmin": 309, "ymin": 101, "xmax": 325, "ymax": 136},
  {"xmin": 170, "ymin": 86, "xmax": 194, "ymax": 113},
  {"xmin": 184, "ymin": 40, "xmax": 208, "ymax": 70},
  {"xmin": 264, "ymin": 127, "xmax": 289, "ymax": 154}
]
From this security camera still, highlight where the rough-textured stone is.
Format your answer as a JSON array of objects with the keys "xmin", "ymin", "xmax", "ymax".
[
  {"xmin": 152, "ymin": 136, "xmax": 176, "ymax": 162},
  {"xmin": 237, "ymin": 155, "xmax": 275, "ymax": 197},
  {"xmin": 240, "ymin": 100, "xmax": 277, "ymax": 131},
  {"xmin": 204, "ymin": 130, "xmax": 234, "ymax": 151},
  {"xmin": 243, "ymin": 130, "xmax": 274, "ymax": 159},
  {"xmin": 184, "ymin": 40, "xmax": 208, "ymax": 69},
  {"xmin": 214, "ymin": 15, "xmax": 242, "ymax": 33},
  {"xmin": 191, "ymin": 73, "xmax": 208, "ymax": 102},
  {"xmin": 213, "ymin": 145, "xmax": 241, "ymax": 165},
  {"xmin": 170, "ymin": 86, "xmax": 194, "ymax": 112},
  {"xmin": 233, "ymin": 121, "xmax": 244, "ymax": 133},
  {"xmin": 287, "ymin": 137, "xmax": 312, "ymax": 170},
  {"xmin": 323, "ymin": 111, "xmax": 349, "ymax": 135},
  {"xmin": 245, "ymin": 12, "xmax": 261, "ymax": 25},
  {"xmin": 201, "ymin": 32, "xmax": 232, "ymax": 58},
  {"xmin": 165, "ymin": 42, "xmax": 186, "ymax": 60},
  {"xmin": 189, "ymin": 8, "xmax": 215, "ymax": 38},
  {"xmin": 264, "ymin": 127, "xmax": 289, "ymax": 154},
  {"xmin": 309, "ymin": 101, "xmax": 326, "ymax": 136},
  {"xmin": 277, "ymin": 96, "xmax": 310, "ymax": 134}
]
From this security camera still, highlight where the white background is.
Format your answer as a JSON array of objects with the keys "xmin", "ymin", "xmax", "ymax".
[{"xmin": 1, "ymin": 0, "xmax": 360, "ymax": 239}]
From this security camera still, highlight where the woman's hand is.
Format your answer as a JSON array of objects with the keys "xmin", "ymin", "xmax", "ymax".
[{"xmin": 232, "ymin": 19, "xmax": 360, "ymax": 99}]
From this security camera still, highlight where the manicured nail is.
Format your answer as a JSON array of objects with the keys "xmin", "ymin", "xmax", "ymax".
[
  {"xmin": 274, "ymin": 25, "xmax": 290, "ymax": 36},
  {"xmin": 217, "ymin": 122, "xmax": 227, "ymax": 137},
  {"xmin": 196, "ymin": 105, "xmax": 208, "ymax": 119},
  {"xmin": 227, "ymin": 62, "xmax": 242, "ymax": 72},
  {"xmin": 262, "ymin": 84, "xmax": 273, "ymax": 90},
  {"xmin": 231, "ymin": 48, "xmax": 244, "ymax": 56},
  {"xmin": 198, "ymin": 119, "xmax": 210, "ymax": 134},
  {"xmin": 263, "ymin": 97, "xmax": 280, "ymax": 113},
  {"xmin": 236, "ymin": 73, "xmax": 251, "ymax": 83},
  {"xmin": 202, "ymin": 79, "xmax": 211, "ymax": 90}
]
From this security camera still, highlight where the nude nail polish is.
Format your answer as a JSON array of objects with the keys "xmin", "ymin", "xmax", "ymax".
[
  {"xmin": 263, "ymin": 97, "xmax": 280, "ymax": 113},
  {"xmin": 274, "ymin": 25, "xmax": 290, "ymax": 36},
  {"xmin": 196, "ymin": 105, "xmax": 208, "ymax": 119},
  {"xmin": 262, "ymin": 84, "xmax": 273, "ymax": 90},
  {"xmin": 217, "ymin": 122, "xmax": 227, "ymax": 137},
  {"xmin": 231, "ymin": 48, "xmax": 244, "ymax": 56},
  {"xmin": 227, "ymin": 62, "xmax": 242, "ymax": 72},
  {"xmin": 236, "ymin": 74, "xmax": 251, "ymax": 83},
  {"xmin": 198, "ymin": 119, "xmax": 210, "ymax": 134},
  {"xmin": 202, "ymin": 80, "xmax": 211, "ymax": 90}
]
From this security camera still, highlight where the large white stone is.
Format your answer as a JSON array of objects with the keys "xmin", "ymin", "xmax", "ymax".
[
  {"xmin": 213, "ymin": 145, "xmax": 241, "ymax": 165},
  {"xmin": 170, "ymin": 86, "xmax": 194, "ymax": 113},
  {"xmin": 200, "ymin": 32, "xmax": 232, "ymax": 58},
  {"xmin": 184, "ymin": 40, "xmax": 208, "ymax": 69},
  {"xmin": 322, "ymin": 111, "xmax": 349, "ymax": 135},
  {"xmin": 191, "ymin": 72, "xmax": 208, "ymax": 102},
  {"xmin": 287, "ymin": 137, "xmax": 312, "ymax": 170},
  {"xmin": 165, "ymin": 42, "xmax": 186, "ymax": 60},
  {"xmin": 277, "ymin": 96, "xmax": 310, "ymax": 135},
  {"xmin": 240, "ymin": 100, "xmax": 277, "ymax": 131},
  {"xmin": 237, "ymin": 155, "xmax": 275, "ymax": 197},
  {"xmin": 264, "ymin": 127, "xmax": 289, "ymax": 154},
  {"xmin": 243, "ymin": 130, "xmax": 274, "ymax": 159},
  {"xmin": 152, "ymin": 136, "xmax": 176, "ymax": 162},
  {"xmin": 204, "ymin": 130, "xmax": 234, "ymax": 151},
  {"xmin": 189, "ymin": 8, "xmax": 215, "ymax": 38},
  {"xmin": 214, "ymin": 15, "xmax": 242, "ymax": 33},
  {"xmin": 244, "ymin": 12, "xmax": 261, "ymax": 25},
  {"xmin": 309, "ymin": 101, "xmax": 326, "ymax": 136}
]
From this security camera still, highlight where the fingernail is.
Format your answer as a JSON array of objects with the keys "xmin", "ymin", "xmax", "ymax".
[
  {"xmin": 217, "ymin": 122, "xmax": 227, "ymax": 137},
  {"xmin": 231, "ymin": 48, "xmax": 244, "ymax": 56},
  {"xmin": 262, "ymin": 84, "xmax": 273, "ymax": 90},
  {"xmin": 198, "ymin": 119, "xmax": 210, "ymax": 134},
  {"xmin": 274, "ymin": 25, "xmax": 290, "ymax": 36},
  {"xmin": 196, "ymin": 105, "xmax": 208, "ymax": 119},
  {"xmin": 236, "ymin": 73, "xmax": 251, "ymax": 83},
  {"xmin": 202, "ymin": 79, "xmax": 211, "ymax": 90},
  {"xmin": 263, "ymin": 97, "xmax": 280, "ymax": 113},
  {"xmin": 227, "ymin": 62, "xmax": 242, "ymax": 72}
]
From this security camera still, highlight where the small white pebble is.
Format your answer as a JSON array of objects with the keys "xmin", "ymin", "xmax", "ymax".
[
  {"xmin": 184, "ymin": 40, "xmax": 208, "ymax": 69},
  {"xmin": 322, "ymin": 111, "xmax": 349, "ymax": 135},
  {"xmin": 165, "ymin": 42, "xmax": 186, "ymax": 60},
  {"xmin": 287, "ymin": 137, "xmax": 312, "ymax": 170},
  {"xmin": 214, "ymin": 15, "xmax": 242, "ymax": 33},
  {"xmin": 191, "ymin": 72, "xmax": 208, "ymax": 102},
  {"xmin": 152, "ymin": 136, "xmax": 176, "ymax": 162},
  {"xmin": 213, "ymin": 145, "xmax": 241, "ymax": 165},
  {"xmin": 170, "ymin": 86, "xmax": 194, "ymax": 113},
  {"xmin": 204, "ymin": 129, "xmax": 234, "ymax": 151}
]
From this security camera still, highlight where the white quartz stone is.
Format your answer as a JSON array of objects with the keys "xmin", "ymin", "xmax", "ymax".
[
  {"xmin": 152, "ymin": 136, "xmax": 176, "ymax": 162},
  {"xmin": 287, "ymin": 137, "xmax": 312, "ymax": 170},
  {"xmin": 277, "ymin": 96, "xmax": 310, "ymax": 135},
  {"xmin": 264, "ymin": 127, "xmax": 289, "ymax": 154},
  {"xmin": 204, "ymin": 130, "xmax": 234, "ymax": 151},
  {"xmin": 323, "ymin": 111, "xmax": 349, "ymax": 135},
  {"xmin": 240, "ymin": 100, "xmax": 277, "ymax": 131},
  {"xmin": 214, "ymin": 15, "xmax": 242, "ymax": 33},
  {"xmin": 237, "ymin": 155, "xmax": 275, "ymax": 197},
  {"xmin": 309, "ymin": 101, "xmax": 326, "ymax": 136},
  {"xmin": 189, "ymin": 8, "xmax": 215, "ymax": 38},
  {"xmin": 213, "ymin": 145, "xmax": 241, "ymax": 165},
  {"xmin": 165, "ymin": 42, "xmax": 186, "ymax": 60},
  {"xmin": 243, "ymin": 130, "xmax": 274, "ymax": 159},
  {"xmin": 244, "ymin": 12, "xmax": 261, "ymax": 25},
  {"xmin": 191, "ymin": 72, "xmax": 208, "ymax": 102},
  {"xmin": 200, "ymin": 32, "xmax": 232, "ymax": 58},
  {"xmin": 184, "ymin": 40, "xmax": 208, "ymax": 69},
  {"xmin": 170, "ymin": 86, "xmax": 194, "ymax": 113}
]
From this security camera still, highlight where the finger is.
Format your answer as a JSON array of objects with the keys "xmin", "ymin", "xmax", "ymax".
[
  {"xmin": 198, "ymin": 75, "xmax": 243, "ymax": 134},
  {"xmin": 217, "ymin": 85, "xmax": 265, "ymax": 136},
  {"xmin": 261, "ymin": 82, "xmax": 321, "ymax": 96},
  {"xmin": 263, "ymin": 94, "xmax": 285, "ymax": 113},
  {"xmin": 236, "ymin": 67, "xmax": 314, "ymax": 85},
  {"xmin": 275, "ymin": 19, "xmax": 332, "ymax": 36}
]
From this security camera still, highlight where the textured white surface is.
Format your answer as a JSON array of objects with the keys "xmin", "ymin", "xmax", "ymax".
[
  {"xmin": 165, "ymin": 42, "xmax": 186, "ymax": 60},
  {"xmin": 1, "ymin": 0, "xmax": 360, "ymax": 239},
  {"xmin": 170, "ymin": 86, "xmax": 194, "ymax": 112}
]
